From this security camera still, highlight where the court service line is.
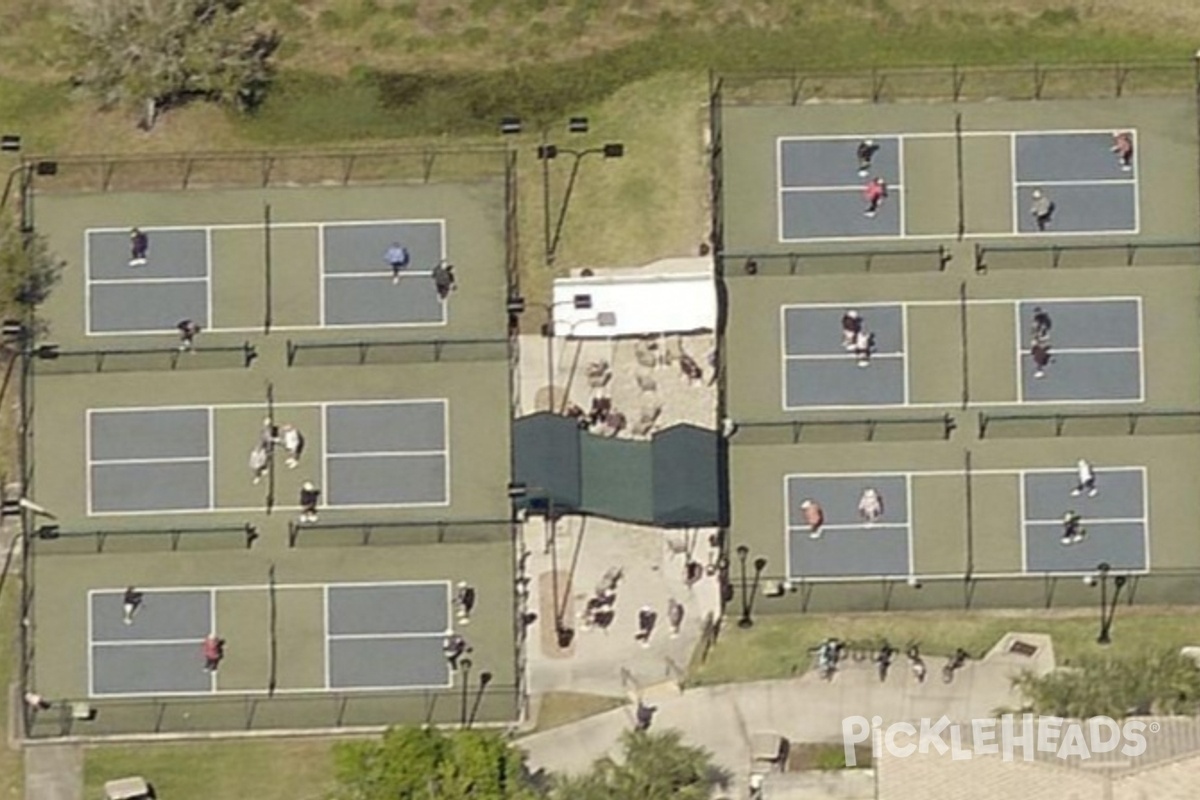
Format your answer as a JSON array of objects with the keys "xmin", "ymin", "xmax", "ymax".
[
  {"xmin": 93, "ymin": 637, "xmax": 210, "ymax": 648},
  {"xmin": 1018, "ymin": 468, "xmax": 1029, "ymax": 574},
  {"xmin": 783, "ymin": 352, "xmax": 904, "ymax": 362},
  {"xmin": 86, "ymin": 318, "xmax": 449, "ymax": 337},
  {"xmin": 786, "ymin": 466, "xmax": 1145, "ymax": 480},
  {"xmin": 84, "ymin": 218, "xmax": 448, "ymax": 236},
  {"xmin": 1030, "ymin": 346, "xmax": 1143, "ymax": 355},
  {"xmin": 88, "ymin": 455, "xmax": 210, "ymax": 467},
  {"xmin": 92, "ymin": 580, "xmax": 454, "ymax": 596},
  {"xmin": 205, "ymin": 226, "xmax": 214, "ymax": 331},
  {"xmin": 785, "ymin": 568, "xmax": 1154, "ymax": 584},
  {"xmin": 1009, "ymin": 133, "xmax": 1019, "ymax": 235},
  {"xmin": 779, "ymin": 228, "xmax": 1141, "ymax": 244},
  {"xmin": 86, "ymin": 593, "xmax": 96, "ymax": 697},
  {"xmin": 86, "ymin": 499, "xmax": 443, "ymax": 518},
  {"xmin": 782, "ymin": 296, "xmax": 1141, "ymax": 311},
  {"xmin": 1013, "ymin": 301, "xmax": 1025, "ymax": 402},
  {"xmin": 901, "ymin": 303, "xmax": 911, "ymax": 405},
  {"xmin": 1013, "ymin": 178, "xmax": 1137, "ymax": 188},
  {"xmin": 788, "ymin": 522, "xmax": 909, "ymax": 533},
  {"xmin": 1140, "ymin": 467, "xmax": 1152, "ymax": 568},
  {"xmin": 325, "ymin": 270, "xmax": 436, "ymax": 279},
  {"xmin": 897, "ymin": 134, "xmax": 908, "ymax": 239},
  {"xmin": 88, "ymin": 276, "xmax": 208, "ymax": 286},
  {"xmin": 322, "ymin": 585, "xmax": 331, "ymax": 691},
  {"xmin": 327, "ymin": 631, "xmax": 451, "ymax": 641},
  {"xmin": 1136, "ymin": 296, "xmax": 1147, "ymax": 403},
  {"xmin": 207, "ymin": 407, "xmax": 217, "ymax": 512},
  {"xmin": 325, "ymin": 449, "xmax": 448, "ymax": 460},
  {"xmin": 776, "ymin": 129, "xmax": 1134, "ymax": 146},
  {"xmin": 320, "ymin": 404, "xmax": 330, "ymax": 506},
  {"xmin": 784, "ymin": 395, "xmax": 1140, "ymax": 412},
  {"xmin": 87, "ymin": 398, "xmax": 449, "ymax": 415},
  {"xmin": 779, "ymin": 184, "xmax": 906, "ymax": 193}
]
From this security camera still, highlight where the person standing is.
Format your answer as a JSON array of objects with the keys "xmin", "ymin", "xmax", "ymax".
[
  {"xmin": 202, "ymin": 634, "xmax": 224, "ymax": 672},
  {"xmin": 280, "ymin": 424, "xmax": 305, "ymax": 469},
  {"xmin": 432, "ymin": 261, "xmax": 456, "ymax": 301},
  {"xmin": 667, "ymin": 597, "xmax": 684, "ymax": 637},
  {"xmin": 249, "ymin": 444, "xmax": 269, "ymax": 485},
  {"xmin": 177, "ymin": 319, "xmax": 201, "ymax": 352},
  {"xmin": 1032, "ymin": 339, "xmax": 1052, "ymax": 379},
  {"xmin": 800, "ymin": 499, "xmax": 825, "ymax": 539},
  {"xmin": 1061, "ymin": 510, "xmax": 1086, "ymax": 545},
  {"xmin": 299, "ymin": 481, "xmax": 320, "ymax": 523},
  {"xmin": 385, "ymin": 241, "xmax": 410, "ymax": 284},
  {"xmin": 856, "ymin": 140, "xmax": 878, "ymax": 177},
  {"xmin": 1031, "ymin": 307, "xmax": 1053, "ymax": 341},
  {"xmin": 1073, "ymin": 459, "xmax": 1098, "ymax": 497},
  {"xmin": 841, "ymin": 310, "xmax": 862, "ymax": 350},
  {"xmin": 442, "ymin": 634, "xmax": 469, "ymax": 669},
  {"xmin": 863, "ymin": 177, "xmax": 888, "ymax": 217},
  {"xmin": 122, "ymin": 586, "xmax": 143, "ymax": 625},
  {"xmin": 634, "ymin": 606, "xmax": 656, "ymax": 646},
  {"xmin": 455, "ymin": 581, "xmax": 476, "ymax": 625},
  {"xmin": 129, "ymin": 228, "xmax": 149, "ymax": 267},
  {"xmin": 853, "ymin": 330, "xmax": 874, "ymax": 368},
  {"xmin": 858, "ymin": 488, "xmax": 884, "ymax": 523},
  {"xmin": 1030, "ymin": 190, "xmax": 1055, "ymax": 231},
  {"xmin": 1111, "ymin": 131, "xmax": 1134, "ymax": 171}
]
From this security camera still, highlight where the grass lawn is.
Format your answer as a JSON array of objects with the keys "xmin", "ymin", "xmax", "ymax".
[
  {"xmin": 529, "ymin": 691, "xmax": 627, "ymax": 733},
  {"xmin": 0, "ymin": 568, "xmax": 21, "ymax": 800},
  {"xmin": 84, "ymin": 739, "xmax": 338, "ymax": 800},
  {"xmin": 687, "ymin": 608, "xmax": 1200, "ymax": 686}
]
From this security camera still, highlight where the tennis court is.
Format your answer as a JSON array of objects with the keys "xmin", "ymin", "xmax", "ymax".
[
  {"xmin": 784, "ymin": 465, "xmax": 1147, "ymax": 581},
  {"xmin": 780, "ymin": 296, "xmax": 1143, "ymax": 410},
  {"xmin": 24, "ymin": 159, "xmax": 521, "ymax": 736},
  {"xmin": 776, "ymin": 130, "xmax": 1139, "ymax": 242},
  {"xmin": 85, "ymin": 219, "xmax": 447, "ymax": 334},
  {"xmin": 88, "ymin": 581, "xmax": 453, "ymax": 697}
]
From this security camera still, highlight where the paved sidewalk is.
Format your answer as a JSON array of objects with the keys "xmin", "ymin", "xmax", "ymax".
[
  {"xmin": 24, "ymin": 745, "xmax": 81, "ymax": 800},
  {"xmin": 520, "ymin": 633, "xmax": 1054, "ymax": 778}
]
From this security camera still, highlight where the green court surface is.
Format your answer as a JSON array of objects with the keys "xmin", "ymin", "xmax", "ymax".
[
  {"xmin": 23, "ymin": 176, "xmax": 522, "ymax": 737},
  {"xmin": 718, "ymin": 93, "xmax": 1200, "ymax": 613}
]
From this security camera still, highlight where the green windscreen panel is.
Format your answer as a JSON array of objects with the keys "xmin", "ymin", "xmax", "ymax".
[
  {"xmin": 580, "ymin": 435, "xmax": 654, "ymax": 523},
  {"xmin": 511, "ymin": 413, "xmax": 583, "ymax": 512},
  {"xmin": 652, "ymin": 425, "xmax": 724, "ymax": 527}
]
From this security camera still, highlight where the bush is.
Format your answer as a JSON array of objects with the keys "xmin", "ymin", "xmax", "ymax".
[{"xmin": 1013, "ymin": 650, "xmax": 1200, "ymax": 719}]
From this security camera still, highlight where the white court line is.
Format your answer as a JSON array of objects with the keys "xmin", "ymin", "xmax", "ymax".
[
  {"xmin": 325, "ymin": 270, "xmax": 436, "ymax": 279},
  {"xmin": 320, "ymin": 403, "xmax": 329, "ymax": 505},
  {"xmin": 1013, "ymin": 301, "xmax": 1025, "ymax": 402},
  {"xmin": 780, "ymin": 296, "xmax": 1142, "ymax": 312},
  {"xmin": 88, "ymin": 276, "xmax": 208, "ymax": 286},
  {"xmin": 92, "ymin": 637, "xmax": 209, "ymax": 648},
  {"xmin": 1009, "ymin": 132, "xmax": 1019, "ymax": 235},
  {"xmin": 327, "ymin": 631, "xmax": 450, "ymax": 641},
  {"xmin": 1132, "ymin": 129, "xmax": 1143, "ymax": 235},
  {"xmin": 1141, "ymin": 467, "xmax": 1152, "ymax": 568},
  {"xmin": 780, "ymin": 184, "xmax": 905, "ymax": 193},
  {"xmin": 87, "ymin": 319, "xmax": 452, "ymax": 336},
  {"xmin": 326, "ymin": 579, "xmax": 454, "ymax": 590},
  {"xmin": 782, "ymin": 397, "xmax": 1138, "ymax": 413},
  {"xmin": 777, "ymin": 129, "xmax": 1130, "ymax": 146},
  {"xmin": 897, "ymin": 134, "xmax": 908, "ymax": 237},
  {"xmin": 86, "ymin": 592, "xmax": 95, "ymax": 697},
  {"xmin": 1038, "ymin": 347, "xmax": 1142, "ymax": 355},
  {"xmin": 785, "ymin": 568, "xmax": 1154, "ymax": 584},
  {"xmin": 88, "ymin": 398, "xmax": 447, "ymax": 414},
  {"xmin": 775, "ymin": 135, "xmax": 787, "ymax": 244},
  {"xmin": 786, "ymin": 466, "xmax": 1145, "ymax": 480},
  {"xmin": 905, "ymin": 474, "xmax": 915, "ymax": 579},
  {"xmin": 88, "ymin": 456, "xmax": 210, "ymax": 466},
  {"xmin": 442, "ymin": 400, "xmax": 452, "ymax": 508},
  {"xmin": 788, "ymin": 522, "xmax": 909, "ymax": 533},
  {"xmin": 1018, "ymin": 468, "xmax": 1029, "ymax": 574},
  {"xmin": 207, "ymin": 407, "xmax": 216, "ymax": 512},
  {"xmin": 317, "ymin": 222, "xmax": 327, "ymax": 328},
  {"xmin": 901, "ymin": 303, "xmax": 911, "ymax": 405},
  {"xmin": 322, "ymin": 585, "xmax": 331, "ymax": 691},
  {"xmin": 1136, "ymin": 296, "xmax": 1147, "ymax": 403},
  {"xmin": 85, "ymin": 219, "xmax": 448, "ymax": 235},
  {"xmin": 1014, "ymin": 178, "xmax": 1137, "ymax": 187},
  {"xmin": 1025, "ymin": 517, "xmax": 1145, "ymax": 526},
  {"xmin": 777, "ymin": 229, "xmax": 1141, "ymax": 245},
  {"xmin": 205, "ymin": 226, "xmax": 213, "ymax": 330},
  {"xmin": 784, "ymin": 352, "xmax": 904, "ymax": 362},
  {"xmin": 325, "ymin": 450, "xmax": 448, "ymax": 459}
]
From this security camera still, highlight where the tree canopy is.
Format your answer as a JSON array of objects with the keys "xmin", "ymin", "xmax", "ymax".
[
  {"xmin": 66, "ymin": 0, "xmax": 280, "ymax": 128},
  {"xmin": 548, "ymin": 730, "xmax": 728, "ymax": 800},
  {"xmin": 330, "ymin": 726, "xmax": 541, "ymax": 800},
  {"xmin": 0, "ymin": 215, "xmax": 63, "ymax": 314},
  {"xmin": 1013, "ymin": 650, "xmax": 1200, "ymax": 719}
]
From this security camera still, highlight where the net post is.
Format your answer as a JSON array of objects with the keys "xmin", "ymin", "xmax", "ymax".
[
  {"xmin": 1055, "ymin": 415, "xmax": 1065, "ymax": 436},
  {"xmin": 978, "ymin": 412, "xmax": 988, "ymax": 439},
  {"xmin": 244, "ymin": 524, "xmax": 257, "ymax": 549},
  {"xmin": 1128, "ymin": 413, "xmax": 1137, "ymax": 435},
  {"xmin": 286, "ymin": 340, "xmax": 297, "ymax": 367},
  {"xmin": 243, "ymin": 342, "xmax": 256, "ymax": 368},
  {"xmin": 942, "ymin": 413, "xmax": 954, "ymax": 440},
  {"xmin": 287, "ymin": 521, "xmax": 299, "ymax": 547},
  {"xmin": 973, "ymin": 243, "xmax": 986, "ymax": 273}
]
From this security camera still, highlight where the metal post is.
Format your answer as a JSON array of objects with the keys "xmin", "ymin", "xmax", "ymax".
[
  {"xmin": 459, "ymin": 657, "xmax": 472, "ymax": 726},
  {"xmin": 746, "ymin": 557, "xmax": 767, "ymax": 624},
  {"xmin": 1096, "ymin": 563, "xmax": 1111, "ymax": 644},
  {"xmin": 547, "ymin": 151, "xmax": 587, "ymax": 265},
  {"xmin": 541, "ymin": 130, "xmax": 552, "ymax": 266},
  {"xmin": 736, "ymin": 545, "xmax": 751, "ymax": 628}
]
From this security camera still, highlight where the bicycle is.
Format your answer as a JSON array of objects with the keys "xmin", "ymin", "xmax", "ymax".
[{"xmin": 942, "ymin": 648, "xmax": 970, "ymax": 683}]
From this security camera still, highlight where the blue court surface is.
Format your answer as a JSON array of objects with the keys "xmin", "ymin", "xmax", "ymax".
[
  {"xmin": 786, "ymin": 474, "xmax": 912, "ymax": 579},
  {"xmin": 777, "ymin": 136, "xmax": 904, "ymax": 241},
  {"xmin": 86, "ymin": 228, "xmax": 210, "ymax": 335},
  {"xmin": 87, "ymin": 401, "xmax": 449, "ymax": 516},
  {"xmin": 88, "ymin": 581, "xmax": 454, "ymax": 697},
  {"xmin": 782, "ymin": 304, "xmax": 907, "ymax": 410},
  {"xmin": 1022, "ymin": 467, "xmax": 1148, "ymax": 573},
  {"xmin": 1013, "ymin": 132, "xmax": 1138, "ymax": 235},
  {"xmin": 1017, "ymin": 299, "xmax": 1143, "ymax": 403}
]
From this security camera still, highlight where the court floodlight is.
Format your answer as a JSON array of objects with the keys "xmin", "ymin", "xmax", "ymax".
[
  {"xmin": 507, "ymin": 482, "xmax": 529, "ymax": 499},
  {"xmin": 0, "ymin": 135, "xmax": 19, "ymax": 153},
  {"xmin": 506, "ymin": 297, "xmax": 526, "ymax": 315},
  {"xmin": 499, "ymin": 117, "xmax": 522, "ymax": 135},
  {"xmin": 572, "ymin": 294, "xmax": 593, "ymax": 310},
  {"xmin": 596, "ymin": 311, "xmax": 617, "ymax": 327},
  {"xmin": 1, "ymin": 320, "xmax": 25, "ymax": 342},
  {"xmin": 537, "ymin": 144, "xmax": 558, "ymax": 160},
  {"xmin": 602, "ymin": 143, "xmax": 625, "ymax": 159},
  {"xmin": 34, "ymin": 161, "xmax": 57, "ymax": 176},
  {"xmin": 34, "ymin": 344, "xmax": 58, "ymax": 359},
  {"xmin": 568, "ymin": 117, "xmax": 589, "ymax": 134}
]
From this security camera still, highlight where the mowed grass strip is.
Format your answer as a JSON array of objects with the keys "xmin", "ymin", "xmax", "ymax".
[
  {"xmin": 687, "ymin": 608, "xmax": 1200, "ymax": 686},
  {"xmin": 0, "ymin": 569, "xmax": 21, "ymax": 800}
]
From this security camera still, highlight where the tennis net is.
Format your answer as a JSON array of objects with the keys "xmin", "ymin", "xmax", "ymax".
[
  {"xmin": 974, "ymin": 240, "xmax": 1200, "ymax": 272},
  {"xmin": 32, "ymin": 343, "xmax": 255, "ymax": 374},
  {"xmin": 288, "ymin": 518, "xmax": 512, "ymax": 548},
  {"xmin": 731, "ymin": 415, "xmax": 956, "ymax": 444},
  {"xmin": 724, "ymin": 246, "xmax": 949, "ymax": 277},
  {"xmin": 31, "ymin": 523, "xmax": 258, "ymax": 554},
  {"xmin": 978, "ymin": 409, "xmax": 1200, "ymax": 439},
  {"xmin": 286, "ymin": 338, "xmax": 508, "ymax": 367}
]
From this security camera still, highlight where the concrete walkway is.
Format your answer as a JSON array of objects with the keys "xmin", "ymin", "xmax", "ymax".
[
  {"xmin": 23, "ymin": 745, "xmax": 81, "ymax": 800},
  {"xmin": 520, "ymin": 633, "xmax": 1054, "ymax": 778}
]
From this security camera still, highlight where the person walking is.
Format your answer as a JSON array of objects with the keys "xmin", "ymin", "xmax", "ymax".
[
  {"xmin": 667, "ymin": 597, "xmax": 684, "ymax": 637},
  {"xmin": 800, "ymin": 499, "xmax": 825, "ymax": 539},
  {"xmin": 279, "ymin": 424, "xmax": 305, "ymax": 469},
  {"xmin": 299, "ymin": 481, "xmax": 320, "ymax": 523},
  {"xmin": 853, "ymin": 330, "xmax": 874, "ymax": 368},
  {"xmin": 129, "ymin": 228, "xmax": 149, "ymax": 267},
  {"xmin": 863, "ymin": 177, "xmax": 887, "ymax": 217},
  {"xmin": 1061, "ymin": 510, "xmax": 1086, "ymax": 545},
  {"xmin": 634, "ymin": 605, "xmax": 656, "ymax": 646},
  {"xmin": 385, "ymin": 241, "xmax": 410, "ymax": 284},
  {"xmin": 907, "ymin": 645, "xmax": 927, "ymax": 683},
  {"xmin": 202, "ymin": 634, "xmax": 224, "ymax": 672},
  {"xmin": 432, "ymin": 261, "xmax": 456, "ymax": 301},
  {"xmin": 1111, "ymin": 131, "xmax": 1134, "ymax": 171},
  {"xmin": 1073, "ymin": 459, "xmax": 1098, "ymax": 497},
  {"xmin": 455, "ymin": 581, "xmax": 476, "ymax": 625},
  {"xmin": 442, "ymin": 634, "xmax": 470, "ymax": 669},
  {"xmin": 856, "ymin": 140, "xmax": 878, "ymax": 177},
  {"xmin": 177, "ymin": 319, "xmax": 201, "ymax": 352},
  {"xmin": 249, "ymin": 444, "xmax": 269, "ymax": 485},
  {"xmin": 123, "ymin": 586, "xmax": 143, "ymax": 625},
  {"xmin": 1031, "ymin": 306, "xmax": 1052, "ymax": 341},
  {"xmin": 1030, "ymin": 190, "xmax": 1055, "ymax": 231},
  {"xmin": 858, "ymin": 487, "xmax": 884, "ymax": 523}
]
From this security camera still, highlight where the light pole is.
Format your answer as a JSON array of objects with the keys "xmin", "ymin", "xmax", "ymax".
[
  {"xmin": 467, "ymin": 670, "xmax": 492, "ymax": 729},
  {"xmin": 1087, "ymin": 562, "xmax": 1128, "ymax": 645},
  {"xmin": 507, "ymin": 293, "xmax": 595, "ymax": 413},
  {"xmin": 508, "ymin": 483, "xmax": 573, "ymax": 648},
  {"xmin": 736, "ymin": 546, "xmax": 751, "ymax": 628},
  {"xmin": 497, "ymin": 116, "xmax": 624, "ymax": 265},
  {"xmin": 459, "ymin": 656, "xmax": 473, "ymax": 727}
]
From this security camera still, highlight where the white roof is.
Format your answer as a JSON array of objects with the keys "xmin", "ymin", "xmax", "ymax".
[{"xmin": 551, "ymin": 271, "xmax": 716, "ymax": 338}]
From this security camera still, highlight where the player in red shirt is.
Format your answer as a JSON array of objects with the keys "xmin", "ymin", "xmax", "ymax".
[{"xmin": 863, "ymin": 177, "xmax": 888, "ymax": 217}]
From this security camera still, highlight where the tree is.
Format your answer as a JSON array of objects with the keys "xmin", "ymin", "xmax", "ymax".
[
  {"xmin": 1012, "ymin": 649, "xmax": 1200, "ymax": 719},
  {"xmin": 0, "ymin": 216, "xmax": 64, "ymax": 314},
  {"xmin": 330, "ymin": 726, "xmax": 542, "ymax": 800},
  {"xmin": 66, "ymin": 0, "xmax": 280, "ymax": 129},
  {"xmin": 549, "ymin": 730, "xmax": 729, "ymax": 800}
]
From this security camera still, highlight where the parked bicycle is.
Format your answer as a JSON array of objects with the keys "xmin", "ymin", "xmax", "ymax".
[
  {"xmin": 874, "ymin": 640, "xmax": 898, "ymax": 682},
  {"xmin": 942, "ymin": 647, "xmax": 970, "ymax": 683},
  {"xmin": 906, "ymin": 644, "xmax": 927, "ymax": 683}
]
